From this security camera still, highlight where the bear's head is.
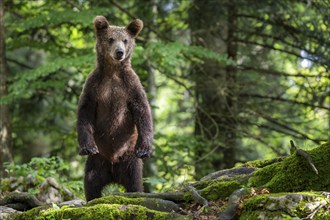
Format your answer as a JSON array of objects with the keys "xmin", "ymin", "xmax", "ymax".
[{"xmin": 93, "ymin": 16, "xmax": 143, "ymax": 65}]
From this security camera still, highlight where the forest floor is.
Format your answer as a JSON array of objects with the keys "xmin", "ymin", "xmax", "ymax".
[{"xmin": 1, "ymin": 142, "xmax": 329, "ymax": 219}]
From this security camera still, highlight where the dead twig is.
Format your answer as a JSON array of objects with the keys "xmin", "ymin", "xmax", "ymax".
[{"xmin": 290, "ymin": 140, "xmax": 318, "ymax": 175}]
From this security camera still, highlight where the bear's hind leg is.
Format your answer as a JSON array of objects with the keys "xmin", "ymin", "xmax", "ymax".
[
  {"xmin": 118, "ymin": 158, "xmax": 143, "ymax": 192},
  {"xmin": 84, "ymin": 154, "xmax": 111, "ymax": 201}
]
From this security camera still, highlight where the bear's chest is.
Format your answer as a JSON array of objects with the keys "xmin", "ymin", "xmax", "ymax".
[
  {"xmin": 97, "ymin": 75, "xmax": 128, "ymax": 105},
  {"xmin": 93, "ymin": 74, "xmax": 134, "ymax": 136}
]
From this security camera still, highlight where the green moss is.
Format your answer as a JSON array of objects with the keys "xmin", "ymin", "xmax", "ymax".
[
  {"xmin": 12, "ymin": 206, "xmax": 45, "ymax": 220},
  {"xmin": 248, "ymin": 142, "xmax": 330, "ymax": 192},
  {"xmin": 240, "ymin": 192, "xmax": 330, "ymax": 219},
  {"xmin": 87, "ymin": 195, "xmax": 144, "ymax": 206},
  {"xmin": 247, "ymin": 162, "xmax": 278, "ymax": 187},
  {"xmin": 87, "ymin": 195, "xmax": 179, "ymax": 212},
  {"xmin": 239, "ymin": 210, "xmax": 293, "ymax": 219},
  {"xmin": 239, "ymin": 157, "xmax": 284, "ymax": 169},
  {"xmin": 183, "ymin": 191, "xmax": 192, "ymax": 202},
  {"xmin": 201, "ymin": 180, "xmax": 242, "ymax": 200},
  {"xmin": 0, "ymin": 178, "xmax": 11, "ymax": 192},
  {"xmin": 14, "ymin": 204, "xmax": 184, "ymax": 220}
]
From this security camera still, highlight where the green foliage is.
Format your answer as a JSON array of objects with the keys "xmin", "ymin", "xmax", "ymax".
[
  {"xmin": 1, "ymin": 156, "xmax": 84, "ymax": 198},
  {"xmin": 4, "ymin": 156, "xmax": 68, "ymax": 182},
  {"xmin": 2, "ymin": 55, "xmax": 94, "ymax": 104},
  {"xmin": 151, "ymin": 134, "xmax": 212, "ymax": 191},
  {"xmin": 145, "ymin": 42, "xmax": 232, "ymax": 71},
  {"xmin": 2, "ymin": 0, "xmax": 329, "ymax": 194},
  {"xmin": 14, "ymin": 7, "xmax": 111, "ymax": 31}
]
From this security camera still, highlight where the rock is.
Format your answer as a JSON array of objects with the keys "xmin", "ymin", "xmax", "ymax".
[
  {"xmin": 0, "ymin": 192, "xmax": 43, "ymax": 211},
  {"xmin": 62, "ymin": 186, "xmax": 75, "ymax": 200},
  {"xmin": 240, "ymin": 192, "xmax": 329, "ymax": 219},
  {"xmin": 14, "ymin": 203, "xmax": 185, "ymax": 220},
  {"xmin": 248, "ymin": 142, "xmax": 330, "ymax": 193},
  {"xmin": 25, "ymin": 174, "xmax": 36, "ymax": 186},
  {"xmin": 37, "ymin": 177, "xmax": 75, "ymax": 204},
  {"xmin": 59, "ymin": 199, "xmax": 86, "ymax": 207},
  {"xmin": 88, "ymin": 195, "xmax": 180, "ymax": 212},
  {"xmin": 46, "ymin": 177, "xmax": 60, "ymax": 189},
  {"xmin": 0, "ymin": 206, "xmax": 21, "ymax": 220}
]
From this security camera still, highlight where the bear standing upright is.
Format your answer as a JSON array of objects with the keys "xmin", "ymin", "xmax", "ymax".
[{"xmin": 77, "ymin": 16, "xmax": 153, "ymax": 202}]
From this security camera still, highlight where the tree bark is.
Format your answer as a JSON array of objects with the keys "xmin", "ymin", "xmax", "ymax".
[
  {"xmin": 0, "ymin": 0, "xmax": 13, "ymax": 177},
  {"xmin": 190, "ymin": 0, "xmax": 238, "ymax": 175}
]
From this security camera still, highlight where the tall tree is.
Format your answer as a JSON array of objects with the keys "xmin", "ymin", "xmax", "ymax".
[
  {"xmin": 189, "ymin": 0, "xmax": 329, "ymax": 176},
  {"xmin": 190, "ymin": 0, "xmax": 239, "ymax": 174},
  {"xmin": 0, "ymin": 0, "xmax": 13, "ymax": 177}
]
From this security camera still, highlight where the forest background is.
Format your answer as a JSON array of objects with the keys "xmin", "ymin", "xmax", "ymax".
[{"xmin": 0, "ymin": 0, "xmax": 329, "ymax": 195}]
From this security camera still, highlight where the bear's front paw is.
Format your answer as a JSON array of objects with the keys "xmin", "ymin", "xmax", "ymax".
[
  {"xmin": 79, "ymin": 146, "xmax": 99, "ymax": 156},
  {"xmin": 135, "ymin": 138, "xmax": 152, "ymax": 159},
  {"xmin": 135, "ymin": 148, "xmax": 152, "ymax": 159}
]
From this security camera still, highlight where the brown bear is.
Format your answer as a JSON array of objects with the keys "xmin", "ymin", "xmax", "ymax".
[{"xmin": 77, "ymin": 16, "xmax": 153, "ymax": 202}]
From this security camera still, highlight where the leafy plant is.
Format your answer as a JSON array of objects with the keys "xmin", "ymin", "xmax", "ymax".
[
  {"xmin": 1, "ymin": 156, "xmax": 84, "ymax": 198},
  {"xmin": 4, "ymin": 156, "xmax": 68, "ymax": 180}
]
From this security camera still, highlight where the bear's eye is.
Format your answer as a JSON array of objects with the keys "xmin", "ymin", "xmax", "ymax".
[
  {"xmin": 123, "ymin": 39, "xmax": 128, "ymax": 44},
  {"xmin": 109, "ymin": 38, "xmax": 114, "ymax": 44}
]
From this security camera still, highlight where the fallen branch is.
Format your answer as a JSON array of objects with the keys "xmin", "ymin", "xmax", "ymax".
[
  {"xmin": 185, "ymin": 185, "xmax": 208, "ymax": 207},
  {"xmin": 290, "ymin": 140, "xmax": 318, "ymax": 175},
  {"xmin": 217, "ymin": 188, "xmax": 249, "ymax": 220}
]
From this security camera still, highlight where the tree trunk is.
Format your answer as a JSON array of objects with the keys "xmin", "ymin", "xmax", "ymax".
[
  {"xmin": 134, "ymin": 0, "xmax": 158, "ymax": 192},
  {"xmin": 190, "ymin": 0, "xmax": 238, "ymax": 176},
  {"xmin": 0, "ymin": 0, "xmax": 13, "ymax": 177}
]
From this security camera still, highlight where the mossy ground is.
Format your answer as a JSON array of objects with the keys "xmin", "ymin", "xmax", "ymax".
[
  {"xmin": 13, "ymin": 203, "xmax": 183, "ymax": 220},
  {"xmin": 11, "ymin": 142, "xmax": 330, "ymax": 220},
  {"xmin": 201, "ymin": 180, "xmax": 242, "ymax": 200},
  {"xmin": 88, "ymin": 195, "xmax": 179, "ymax": 212},
  {"xmin": 87, "ymin": 195, "xmax": 144, "ymax": 206},
  {"xmin": 239, "ymin": 157, "xmax": 284, "ymax": 169},
  {"xmin": 240, "ymin": 192, "xmax": 330, "ymax": 219},
  {"xmin": 248, "ymin": 142, "xmax": 330, "ymax": 192}
]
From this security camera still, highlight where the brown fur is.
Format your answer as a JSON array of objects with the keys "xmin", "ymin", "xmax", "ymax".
[{"xmin": 77, "ymin": 16, "xmax": 153, "ymax": 201}]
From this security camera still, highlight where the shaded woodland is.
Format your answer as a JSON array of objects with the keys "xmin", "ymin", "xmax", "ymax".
[{"xmin": 0, "ymin": 0, "xmax": 329, "ymax": 199}]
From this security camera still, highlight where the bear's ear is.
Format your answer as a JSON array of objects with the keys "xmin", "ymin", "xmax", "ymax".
[
  {"xmin": 126, "ymin": 19, "xmax": 143, "ymax": 38},
  {"xmin": 94, "ymin": 16, "xmax": 109, "ymax": 31}
]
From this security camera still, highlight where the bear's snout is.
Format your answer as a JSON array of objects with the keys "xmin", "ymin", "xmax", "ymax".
[{"xmin": 115, "ymin": 48, "xmax": 124, "ymax": 60}]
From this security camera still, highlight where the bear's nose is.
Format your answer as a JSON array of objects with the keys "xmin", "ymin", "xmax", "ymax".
[{"xmin": 115, "ymin": 49, "xmax": 124, "ymax": 59}]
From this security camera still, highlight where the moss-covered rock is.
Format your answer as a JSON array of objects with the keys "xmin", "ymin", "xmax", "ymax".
[
  {"xmin": 88, "ymin": 195, "xmax": 179, "ymax": 212},
  {"xmin": 0, "ymin": 206, "xmax": 21, "ymax": 220},
  {"xmin": 11, "ymin": 142, "xmax": 330, "ymax": 220},
  {"xmin": 240, "ymin": 192, "xmax": 330, "ymax": 219},
  {"xmin": 248, "ymin": 142, "xmax": 330, "ymax": 192},
  {"xmin": 12, "ymin": 206, "xmax": 45, "ymax": 220},
  {"xmin": 238, "ymin": 157, "xmax": 284, "ymax": 169},
  {"xmin": 13, "ymin": 203, "xmax": 185, "ymax": 220},
  {"xmin": 201, "ymin": 179, "xmax": 242, "ymax": 200}
]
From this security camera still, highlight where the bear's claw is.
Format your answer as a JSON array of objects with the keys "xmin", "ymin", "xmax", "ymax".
[
  {"xmin": 79, "ymin": 147, "xmax": 99, "ymax": 156},
  {"xmin": 135, "ymin": 149, "xmax": 150, "ymax": 159}
]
